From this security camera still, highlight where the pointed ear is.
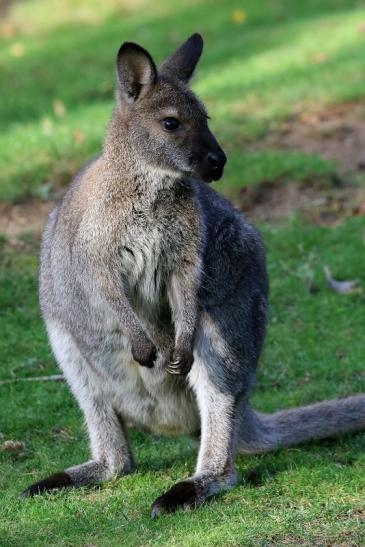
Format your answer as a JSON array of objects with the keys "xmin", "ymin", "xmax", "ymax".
[
  {"xmin": 116, "ymin": 42, "xmax": 157, "ymax": 104},
  {"xmin": 159, "ymin": 33, "xmax": 203, "ymax": 84}
]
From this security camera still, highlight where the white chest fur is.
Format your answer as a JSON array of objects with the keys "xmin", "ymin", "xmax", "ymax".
[{"xmin": 120, "ymin": 226, "xmax": 164, "ymax": 301}]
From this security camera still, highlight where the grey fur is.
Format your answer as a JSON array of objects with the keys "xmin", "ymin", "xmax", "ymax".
[{"xmin": 22, "ymin": 34, "xmax": 365, "ymax": 514}]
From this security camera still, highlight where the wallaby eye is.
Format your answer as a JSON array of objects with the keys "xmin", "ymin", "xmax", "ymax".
[{"xmin": 161, "ymin": 117, "xmax": 180, "ymax": 131}]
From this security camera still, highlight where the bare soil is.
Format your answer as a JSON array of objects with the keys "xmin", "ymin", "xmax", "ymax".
[
  {"xmin": 0, "ymin": 101, "xmax": 364, "ymax": 244},
  {"xmin": 0, "ymin": 200, "xmax": 52, "ymax": 251},
  {"xmin": 263, "ymin": 100, "xmax": 365, "ymax": 172},
  {"xmin": 238, "ymin": 178, "xmax": 365, "ymax": 225},
  {"xmin": 240, "ymin": 100, "xmax": 365, "ymax": 223},
  {"xmin": 0, "ymin": 200, "xmax": 52, "ymax": 237}
]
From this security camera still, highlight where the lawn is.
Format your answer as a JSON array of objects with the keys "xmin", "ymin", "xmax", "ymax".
[{"xmin": 1, "ymin": 0, "xmax": 365, "ymax": 545}]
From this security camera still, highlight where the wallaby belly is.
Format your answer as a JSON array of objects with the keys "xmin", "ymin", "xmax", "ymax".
[
  {"xmin": 41, "ymin": 185, "xmax": 200, "ymax": 438},
  {"xmin": 46, "ymin": 318, "xmax": 199, "ymax": 437},
  {"xmin": 107, "ymin": 345, "xmax": 199, "ymax": 435}
]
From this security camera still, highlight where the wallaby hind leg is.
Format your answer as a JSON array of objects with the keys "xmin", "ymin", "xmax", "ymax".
[
  {"xmin": 22, "ymin": 321, "xmax": 135, "ymax": 497},
  {"xmin": 151, "ymin": 316, "xmax": 247, "ymax": 516}
]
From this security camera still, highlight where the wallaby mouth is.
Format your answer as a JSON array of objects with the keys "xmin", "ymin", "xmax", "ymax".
[{"xmin": 202, "ymin": 173, "xmax": 222, "ymax": 183}]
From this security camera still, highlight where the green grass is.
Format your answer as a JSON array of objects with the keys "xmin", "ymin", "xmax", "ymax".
[
  {"xmin": 1, "ymin": 0, "xmax": 365, "ymax": 201},
  {"xmin": 1, "ymin": 0, "xmax": 365, "ymax": 545},
  {"xmin": 1, "ymin": 219, "xmax": 365, "ymax": 546}
]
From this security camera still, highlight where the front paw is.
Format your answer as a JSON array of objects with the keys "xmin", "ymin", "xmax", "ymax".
[
  {"xmin": 131, "ymin": 337, "xmax": 157, "ymax": 368},
  {"xmin": 151, "ymin": 480, "xmax": 202, "ymax": 517},
  {"xmin": 167, "ymin": 348, "xmax": 194, "ymax": 376}
]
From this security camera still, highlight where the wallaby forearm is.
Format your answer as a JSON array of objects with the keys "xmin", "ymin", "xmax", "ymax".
[
  {"xmin": 166, "ymin": 258, "xmax": 201, "ymax": 375},
  {"xmin": 98, "ymin": 271, "xmax": 157, "ymax": 368}
]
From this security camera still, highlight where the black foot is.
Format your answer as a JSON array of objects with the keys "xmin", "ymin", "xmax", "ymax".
[
  {"xmin": 21, "ymin": 471, "xmax": 73, "ymax": 497},
  {"xmin": 151, "ymin": 480, "xmax": 202, "ymax": 517},
  {"xmin": 166, "ymin": 350, "xmax": 194, "ymax": 376}
]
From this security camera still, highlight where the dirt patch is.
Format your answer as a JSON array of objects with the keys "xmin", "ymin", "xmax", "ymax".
[
  {"xmin": 1, "ymin": 102, "xmax": 365, "ymax": 242},
  {"xmin": 238, "ymin": 178, "xmax": 365, "ymax": 225},
  {"xmin": 263, "ymin": 101, "xmax": 365, "ymax": 173},
  {"xmin": 0, "ymin": 199, "xmax": 52, "ymax": 251},
  {"xmin": 0, "ymin": 180, "xmax": 364, "ymax": 250},
  {"xmin": 238, "ymin": 100, "xmax": 365, "ymax": 223},
  {"xmin": 0, "ymin": 199, "xmax": 52, "ymax": 237}
]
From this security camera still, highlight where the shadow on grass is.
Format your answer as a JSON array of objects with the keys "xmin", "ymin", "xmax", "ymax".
[
  {"xmin": 1, "ymin": 0, "xmax": 362, "ymax": 130},
  {"xmin": 1, "ymin": 1, "xmax": 363, "ymax": 202},
  {"xmin": 1, "ymin": 0, "xmax": 364, "ymax": 201},
  {"xmin": 239, "ymin": 429, "xmax": 365, "ymax": 488}
]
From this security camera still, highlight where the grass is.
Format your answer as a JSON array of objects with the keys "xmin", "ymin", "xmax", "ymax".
[
  {"xmin": 1, "ymin": 0, "xmax": 365, "ymax": 545},
  {"xmin": 2, "ymin": 0, "xmax": 365, "ymax": 201}
]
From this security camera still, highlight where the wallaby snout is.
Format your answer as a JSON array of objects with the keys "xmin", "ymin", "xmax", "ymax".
[{"xmin": 192, "ymin": 133, "xmax": 227, "ymax": 182}]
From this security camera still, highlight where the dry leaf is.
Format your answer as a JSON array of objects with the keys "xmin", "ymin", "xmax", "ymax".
[
  {"xmin": 311, "ymin": 52, "xmax": 328, "ymax": 64},
  {"xmin": 73, "ymin": 130, "xmax": 85, "ymax": 144},
  {"xmin": 1, "ymin": 440, "xmax": 25, "ymax": 451},
  {"xmin": 9, "ymin": 42, "xmax": 25, "ymax": 58},
  {"xmin": 231, "ymin": 9, "xmax": 247, "ymax": 24},
  {"xmin": 298, "ymin": 112, "xmax": 319, "ymax": 124},
  {"xmin": 53, "ymin": 99, "xmax": 66, "ymax": 117},
  {"xmin": 1, "ymin": 22, "xmax": 17, "ymax": 38},
  {"xmin": 41, "ymin": 117, "xmax": 53, "ymax": 136},
  {"xmin": 323, "ymin": 265, "xmax": 360, "ymax": 294},
  {"xmin": 353, "ymin": 202, "xmax": 365, "ymax": 216}
]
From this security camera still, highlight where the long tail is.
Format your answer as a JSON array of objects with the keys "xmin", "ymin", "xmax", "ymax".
[{"xmin": 238, "ymin": 395, "xmax": 365, "ymax": 454}]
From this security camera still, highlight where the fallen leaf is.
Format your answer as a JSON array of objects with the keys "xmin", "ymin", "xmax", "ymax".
[
  {"xmin": 9, "ymin": 42, "xmax": 25, "ymax": 58},
  {"xmin": 231, "ymin": 9, "xmax": 247, "ymax": 24},
  {"xmin": 311, "ymin": 52, "xmax": 328, "ymax": 64},
  {"xmin": 41, "ymin": 117, "xmax": 53, "ymax": 136},
  {"xmin": 298, "ymin": 112, "xmax": 319, "ymax": 124},
  {"xmin": 73, "ymin": 130, "xmax": 85, "ymax": 144},
  {"xmin": 1, "ymin": 440, "xmax": 25, "ymax": 451},
  {"xmin": 53, "ymin": 99, "xmax": 66, "ymax": 117},
  {"xmin": 51, "ymin": 426, "xmax": 73, "ymax": 440},
  {"xmin": 323, "ymin": 265, "xmax": 360, "ymax": 294},
  {"xmin": 353, "ymin": 202, "xmax": 365, "ymax": 216},
  {"xmin": 1, "ymin": 22, "xmax": 17, "ymax": 38}
]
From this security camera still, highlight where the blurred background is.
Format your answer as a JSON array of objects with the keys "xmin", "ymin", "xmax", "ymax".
[
  {"xmin": 1, "ymin": 1, "xmax": 365, "ymax": 544},
  {"xmin": 1, "ymin": 0, "xmax": 365, "ymax": 210}
]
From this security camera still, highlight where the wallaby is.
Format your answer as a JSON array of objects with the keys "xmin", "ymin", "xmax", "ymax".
[{"xmin": 22, "ymin": 34, "xmax": 365, "ymax": 516}]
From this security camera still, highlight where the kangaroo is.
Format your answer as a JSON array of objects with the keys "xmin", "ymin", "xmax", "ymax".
[{"xmin": 22, "ymin": 34, "xmax": 365, "ymax": 516}]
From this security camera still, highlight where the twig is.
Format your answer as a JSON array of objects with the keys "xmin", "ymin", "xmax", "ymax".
[{"xmin": 0, "ymin": 374, "xmax": 65, "ymax": 386}]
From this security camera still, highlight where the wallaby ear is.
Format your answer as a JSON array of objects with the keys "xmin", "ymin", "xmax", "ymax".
[
  {"xmin": 159, "ymin": 33, "xmax": 203, "ymax": 84},
  {"xmin": 116, "ymin": 42, "xmax": 157, "ymax": 104}
]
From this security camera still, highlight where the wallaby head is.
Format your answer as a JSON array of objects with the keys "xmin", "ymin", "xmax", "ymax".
[{"xmin": 110, "ymin": 33, "xmax": 226, "ymax": 183}]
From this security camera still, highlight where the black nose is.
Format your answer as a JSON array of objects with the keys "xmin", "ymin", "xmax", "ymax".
[{"xmin": 207, "ymin": 151, "xmax": 226, "ymax": 171}]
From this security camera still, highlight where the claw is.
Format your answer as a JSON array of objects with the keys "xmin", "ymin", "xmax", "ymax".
[
  {"xmin": 167, "ymin": 349, "xmax": 194, "ymax": 376},
  {"xmin": 166, "ymin": 367, "xmax": 183, "ymax": 375},
  {"xmin": 167, "ymin": 364, "xmax": 191, "ymax": 376}
]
